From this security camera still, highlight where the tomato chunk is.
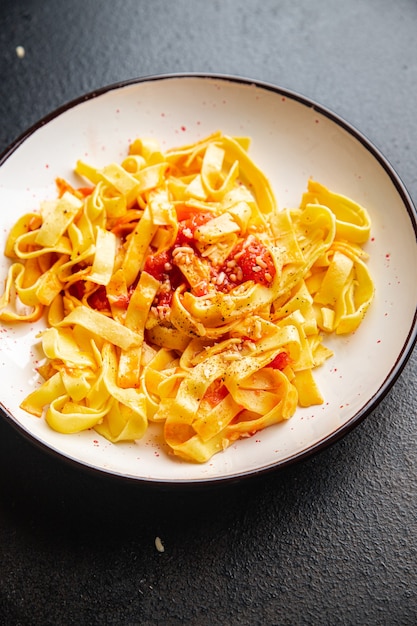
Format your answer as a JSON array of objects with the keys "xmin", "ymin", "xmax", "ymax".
[
  {"xmin": 156, "ymin": 288, "xmax": 174, "ymax": 308},
  {"xmin": 235, "ymin": 236, "xmax": 276, "ymax": 285},
  {"xmin": 203, "ymin": 380, "xmax": 229, "ymax": 406},
  {"xmin": 222, "ymin": 235, "xmax": 276, "ymax": 287},
  {"xmin": 144, "ymin": 250, "xmax": 172, "ymax": 282},
  {"xmin": 144, "ymin": 249, "xmax": 186, "ymax": 308},
  {"xmin": 88, "ymin": 285, "xmax": 110, "ymax": 311},
  {"xmin": 176, "ymin": 212, "xmax": 213, "ymax": 246},
  {"xmin": 69, "ymin": 280, "xmax": 85, "ymax": 300},
  {"xmin": 269, "ymin": 352, "xmax": 291, "ymax": 370}
]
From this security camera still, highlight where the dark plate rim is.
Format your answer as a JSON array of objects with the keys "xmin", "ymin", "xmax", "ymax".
[{"xmin": 1, "ymin": 72, "xmax": 416, "ymax": 487}]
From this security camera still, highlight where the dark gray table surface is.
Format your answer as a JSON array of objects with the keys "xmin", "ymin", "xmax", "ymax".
[{"xmin": 0, "ymin": 1, "xmax": 416, "ymax": 625}]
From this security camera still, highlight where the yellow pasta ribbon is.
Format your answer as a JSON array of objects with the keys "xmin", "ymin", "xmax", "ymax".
[
  {"xmin": 301, "ymin": 180, "xmax": 371, "ymax": 244},
  {"xmin": 88, "ymin": 227, "xmax": 117, "ymax": 286},
  {"xmin": 58, "ymin": 306, "xmax": 141, "ymax": 350},
  {"xmin": 35, "ymin": 192, "xmax": 83, "ymax": 248}
]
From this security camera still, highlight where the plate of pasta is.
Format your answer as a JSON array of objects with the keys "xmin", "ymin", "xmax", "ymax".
[{"xmin": 0, "ymin": 74, "xmax": 416, "ymax": 484}]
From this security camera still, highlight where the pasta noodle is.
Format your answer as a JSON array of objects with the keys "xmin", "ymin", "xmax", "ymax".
[{"xmin": 0, "ymin": 131, "xmax": 375, "ymax": 462}]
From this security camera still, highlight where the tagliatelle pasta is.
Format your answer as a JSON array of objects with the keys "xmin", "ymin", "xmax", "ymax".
[{"xmin": 0, "ymin": 131, "xmax": 375, "ymax": 462}]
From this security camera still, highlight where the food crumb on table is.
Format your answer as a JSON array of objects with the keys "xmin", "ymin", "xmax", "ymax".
[{"xmin": 155, "ymin": 536, "xmax": 165, "ymax": 553}]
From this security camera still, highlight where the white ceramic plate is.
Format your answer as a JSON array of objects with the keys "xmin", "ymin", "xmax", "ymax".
[{"xmin": 1, "ymin": 74, "xmax": 416, "ymax": 484}]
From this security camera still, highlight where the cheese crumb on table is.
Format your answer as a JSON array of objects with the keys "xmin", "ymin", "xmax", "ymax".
[{"xmin": 155, "ymin": 536, "xmax": 165, "ymax": 553}]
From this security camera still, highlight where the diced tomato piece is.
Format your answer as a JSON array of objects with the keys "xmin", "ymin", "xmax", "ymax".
[
  {"xmin": 269, "ymin": 352, "xmax": 291, "ymax": 370},
  {"xmin": 192, "ymin": 280, "xmax": 209, "ymax": 297},
  {"xmin": 55, "ymin": 177, "xmax": 94, "ymax": 200},
  {"xmin": 144, "ymin": 250, "xmax": 172, "ymax": 281},
  {"xmin": 209, "ymin": 266, "xmax": 233, "ymax": 293},
  {"xmin": 232, "ymin": 236, "xmax": 276, "ymax": 286},
  {"xmin": 203, "ymin": 380, "xmax": 229, "ymax": 406},
  {"xmin": 156, "ymin": 289, "xmax": 174, "ymax": 307},
  {"xmin": 88, "ymin": 286, "xmax": 110, "ymax": 311},
  {"xmin": 69, "ymin": 280, "xmax": 85, "ymax": 300},
  {"xmin": 144, "ymin": 249, "xmax": 187, "ymax": 309},
  {"xmin": 77, "ymin": 186, "xmax": 94, "ymax": 197},
  {"xmin": 111, "ymin": 294, "xmax": 131, "ymax": 309},
  {"xmin": 175, "ymin": 212, "xmax": 213, "ymax": 246}
]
